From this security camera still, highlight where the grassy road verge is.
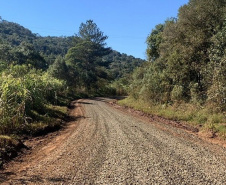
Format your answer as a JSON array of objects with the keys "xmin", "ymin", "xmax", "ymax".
[{"xmin": 118, "ymin": 97, "xmax": 226, "ymax": 139}]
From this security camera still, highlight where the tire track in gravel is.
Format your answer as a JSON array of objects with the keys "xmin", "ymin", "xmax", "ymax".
[{"xmin": 1, "ymin": 98, "xmax": 226, "ymax": 184}]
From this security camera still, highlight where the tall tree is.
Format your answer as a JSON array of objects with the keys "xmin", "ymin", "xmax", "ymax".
[
  {"xmin": 66, "ymin": 20, "xmax": 111, "ymax": 90},
  {"xmin": 77, "ymin": 20, "xmax": 108, "ymax": 46}
]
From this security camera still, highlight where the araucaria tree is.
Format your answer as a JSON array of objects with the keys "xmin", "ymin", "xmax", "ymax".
[{"xmin": 66, "ymin": 20, "xmax": 112, "ymax": 91}]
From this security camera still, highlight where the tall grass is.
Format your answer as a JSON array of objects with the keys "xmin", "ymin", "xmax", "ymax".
[{"xmin": 0, "ymin": 65, "xmax": 65, "ymax": 135}]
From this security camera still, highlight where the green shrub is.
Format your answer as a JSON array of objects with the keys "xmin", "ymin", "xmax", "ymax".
[
  {"xmin": 0, "ymin": 65, "xmax": 64, "ymax": 135},
  {"xmin": 217, "ymin": 125, "xmax": 226, "ymax": 138},
  {"xmin": 171, "ymin": 85, "xmax": 183, "ymax": 102}
]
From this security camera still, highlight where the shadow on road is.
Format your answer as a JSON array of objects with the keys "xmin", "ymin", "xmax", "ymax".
[
  {"xmin": 0, "ymin": 174, "xmax": 70, "ymax": 184},
  {"xmin": 77, "ymin": 101, "xmax": 93, "ymax": 105},
  {"xmin": 0, "ymin": 172, "xmax": 15, "ymax": 183},
  {"xmin": 92, "ymin": 96, "xmax": 127, "ymax": 103}
]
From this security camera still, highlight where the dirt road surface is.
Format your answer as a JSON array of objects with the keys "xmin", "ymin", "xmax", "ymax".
[{"xmin": 1, "ymin": 98, "xmax": 226, "ymax": 184}]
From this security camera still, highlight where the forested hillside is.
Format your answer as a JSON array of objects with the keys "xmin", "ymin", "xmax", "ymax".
[
  {"xmin": 104, "ymin": 50, "xmax": 145, "ymax": 79},
  {"xmin": 120, "ymin": 0, "xmax": 226, "ymax": 137},
  {"xmin": 0, "ymin": 18, "xmax": 145, "ymax": 70}
]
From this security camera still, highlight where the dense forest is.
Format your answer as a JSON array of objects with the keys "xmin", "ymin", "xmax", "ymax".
[{"xmin": 120, "ymin": 0, "xmax": 226, "ymax": 137}]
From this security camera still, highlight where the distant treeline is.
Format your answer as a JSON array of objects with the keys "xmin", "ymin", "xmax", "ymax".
[{"xmin": 0, "ymin": 18, "xmax": 145, "ymax": 76}]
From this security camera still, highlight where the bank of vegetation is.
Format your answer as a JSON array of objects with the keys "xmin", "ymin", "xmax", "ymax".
[{"xmin": 119, "ymin": 0, "xmax": 226, "ymax": 138}]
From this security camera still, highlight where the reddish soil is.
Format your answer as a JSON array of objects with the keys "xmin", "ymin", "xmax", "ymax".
[{"xmin": 0, "ymin": 100, "xmax": 85, "ymax": 183}]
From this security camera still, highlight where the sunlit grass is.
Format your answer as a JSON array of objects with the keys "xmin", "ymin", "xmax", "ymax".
[{"xmin": 119, "ymin": 97, "xmax": 226, "ymax": 139}]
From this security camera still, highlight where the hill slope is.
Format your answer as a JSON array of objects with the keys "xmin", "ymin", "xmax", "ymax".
[{"xmin": 0, "ymin": 18, "xmax": 145, "ymax": 71}]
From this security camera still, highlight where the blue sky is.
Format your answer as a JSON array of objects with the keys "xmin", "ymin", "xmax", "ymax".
[{"xmin": 0, "ymin": 0, "xmax": 189, "ymax": 59}]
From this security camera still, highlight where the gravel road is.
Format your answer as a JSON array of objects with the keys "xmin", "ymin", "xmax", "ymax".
[{"xmin": 2, "ymin": 98, "xmax": 226, "ymax": 184}]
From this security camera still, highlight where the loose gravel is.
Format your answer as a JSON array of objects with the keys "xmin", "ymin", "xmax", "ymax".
[{"xmin": 2, "ymin": 98, "xmax": 226, "ymax": 184}]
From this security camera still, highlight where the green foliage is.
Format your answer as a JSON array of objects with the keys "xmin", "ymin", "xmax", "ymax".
[
  {"xmin": 129, "ymin": 62, "xmax": 171, "ymax": 104},
  {"xmin": 0, "ymin": 20, "xmax": 35, "ymax": 46},
  {"xmin": 48, "ymin": 56, "xmax": 69, "ymax": 82},
  {"xmin": 0, "ymin": 61, "xmax": 7, "ymax": 74},
  {"xmin": 34, "ymin": 36, "xmax": 73, "ymax": 65},
  {"xmin": 0, "ymin": 18, "xmax": 143, "ymax": 89},
  {"xmin": 103, "ymin": 50, "xmax": 145, "ymax": 79},
  {"xmin": 77, "ymin": 20, "xmax": 108, "ymax": 46},
  {"xmin": 129, "ymin": 65, "xmax": 147, "ymax": 99},
  {"xmin": 0, "ymin": 18, "xmax": 73, "ymax": 67},
  {"xmin": 130, "ymin": 0, "xmax": 226, "ymax": 112},
  {"xmin": 146, "ymin": 24, "xmax": 164, "ymax": 61},
  {"xmin": 111, "ymin": 77, "xmax": 130, "ymax": 95},
  {"xmin": 66, "ymin": 20, "xmax": 112, "ymax": 91},
  {"xmin": 121, "ymin": 0, "xmax": 226, "ymax": 140},
  {"xmin": 0, "ymin": 41, "xmax": 47, "ymax": 69},
  {"xmin": 0, "ymin": 65, "xmax": 64, "ymax": 135},
  {"xmin": 171, "ymin": 85, "xmax": 184, "ymax": 102},
  {"xmin": 207, "ymin": 21, "xmax": 226, "ymax": 111},
  {"xmin": 14, "ymin": 42, "xmax": 47, "ymax": 69},
  {"xmin": 119, "ymin": 97, "xmax": 226, "ymax": 138}
]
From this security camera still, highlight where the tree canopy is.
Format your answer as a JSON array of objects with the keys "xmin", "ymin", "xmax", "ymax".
[
  {"xmin": 66, "ymin": 20, "xmax": 112, "ymax": 90},
  {"xmin": 130, "ymin": 0, "xmax": 226, "ymax": 111}
]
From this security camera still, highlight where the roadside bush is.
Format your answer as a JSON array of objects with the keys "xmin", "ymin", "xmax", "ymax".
[
  {"xmin": 111, "ymin": 77, "xmax": 129, "ymax": 96},
  {"xmin": 171, "ymin": 85, "xmax": 183, "ymax": 102},
  {"xmin": 0, "ymin": 65, "xmax": 64, "ymax": 135},
  {"xmin": 207, "ymin": 22, "xmax": 226, "ymax": 112}
]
